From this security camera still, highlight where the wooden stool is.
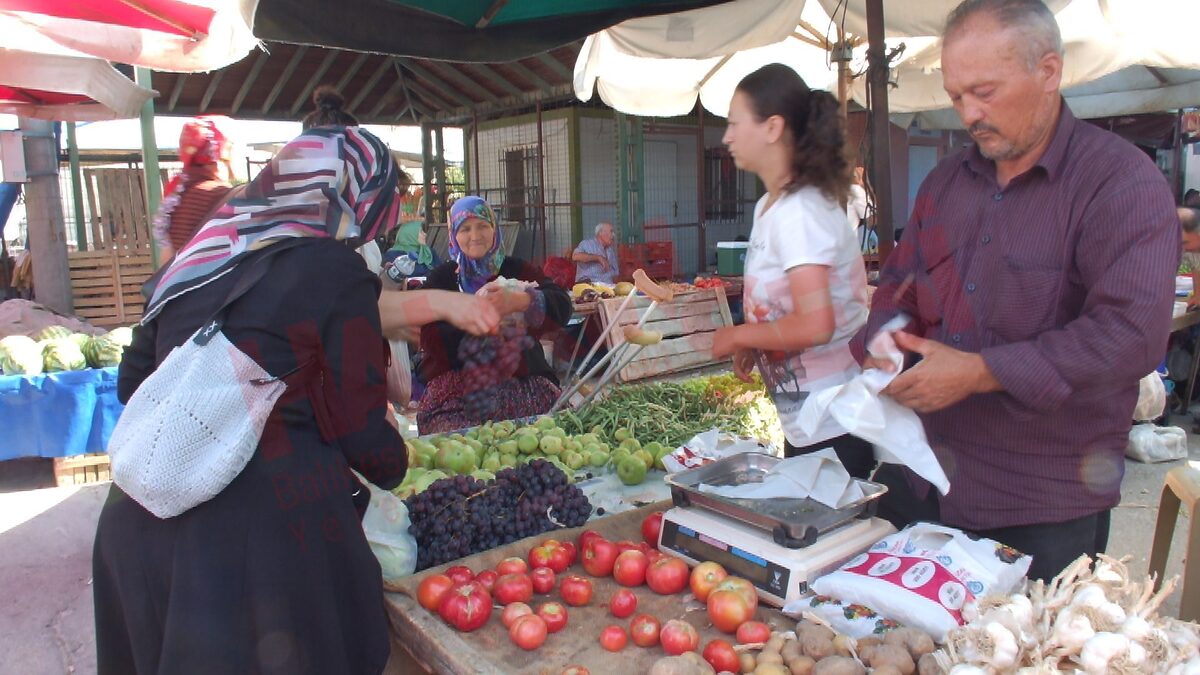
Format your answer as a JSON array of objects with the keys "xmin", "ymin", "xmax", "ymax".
[{"xmin": 1148, "ymin": 460, "xmax": 1200, "ymax": 621}]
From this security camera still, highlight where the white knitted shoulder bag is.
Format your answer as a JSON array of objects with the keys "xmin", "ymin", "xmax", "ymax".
[{"xmin": 108, "ymin": 250, "xmax": 307, "ymax": 518}]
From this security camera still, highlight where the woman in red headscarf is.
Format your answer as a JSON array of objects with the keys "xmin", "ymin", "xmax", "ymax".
[{"xmin": 151, "ymin": 117, "xmax": 234, "ymax": 265}]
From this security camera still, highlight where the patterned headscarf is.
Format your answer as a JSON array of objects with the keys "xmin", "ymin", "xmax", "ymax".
[
  {"xmin": 152, "ymin": 117, "xmax": 231, "ymax": 249},
  {"xmin": 448, "ymin": 196, "xmax": 504, "ymax": 294},
  {"xmin": 143, "ymin": 126, "xmax": 400, "ymax": 322}
]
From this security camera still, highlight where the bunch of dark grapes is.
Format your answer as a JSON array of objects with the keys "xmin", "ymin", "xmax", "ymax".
[
  {"xmin": 405, "ymin": 459, "xmax": 592, "ymax": 571},
  {"xmin": 457, "ymin": 318, "xmax": 536, "ymax": 419}
]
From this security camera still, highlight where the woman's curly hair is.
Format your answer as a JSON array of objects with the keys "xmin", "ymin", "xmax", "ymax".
[{"xmin": 735, "ymin": 64, "xmax": 851, "ymax": 204}]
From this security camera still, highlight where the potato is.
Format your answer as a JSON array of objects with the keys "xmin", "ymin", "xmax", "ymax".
[
  {"xmin": 801, "ymin": 634, "xmax": 835, "ymax": 661},
  {"xmin": 883, "ymin": 628, "xmax": 936, "ymax": 660},
  {"xmin": 872, "ymin": 667, "xmax": 903, "ymax": 675},
  {"xmin": 832, "ymin": 634, "xmax": 854, "ymax": 657},
  {"xmin": 856, "ymin": 636, "xmax": 883, "ymax": 652},
  {"xmin": 753, "ymin": 665, "xmax": 790, "ymax": 675},
  {"xmin": 811, "ymin": 656, "xmax": 866, "ymax": 675},
  {"xmin": 860, "ymin": 644, "xmax": 914, "ymax": 675},
  {"xmin": 740, "ymin": 652, "xmax": 758, "ymax": 674},
  {"xmin": 787, "ymin": 655, "xmax": 816, "ymax": 675},
  {"xmin": 781, "ymin": 640, "xmax": 803, "ymax": 662},
  {"xmin": 759, "ymin": 652, "xmax": 785, "ymax": 666},
  {"xmin": 650, "ymin": 652, "xmax": 717, "ymax": 675},
  {"xmin": 796, "ymin": 621, "xmax": 836, "ymax": 643},
  {"xmin": 916, "ymin": 653, "xmax": 942, "ymax": 675},
  {"xmin": 856, "ymin": 645, "xmax": 877, "ymax": 665},
  {"xmin": 767, "ymin": 636, "xmax": 787, "ymax": 653}
]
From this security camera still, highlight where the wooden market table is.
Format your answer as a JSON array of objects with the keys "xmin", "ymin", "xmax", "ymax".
[{"xmin": 383, "ymin": 502, "xmax": 795, "ymax": 675}]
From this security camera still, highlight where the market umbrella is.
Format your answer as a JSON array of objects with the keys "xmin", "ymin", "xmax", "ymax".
[
  {"xmin": 245, "ymin": 0, "xmax": 738, "ymax": 63},
  {"xmin": 0, "ymin": 49, "xmax": 155, "ymax": 121},
  {"xmin": 574, "ymin": 0, "xmax": 1198, "ymax": 121},
  {"xmin": 0, "ymin": 0, "xmax": 257, "ymax": 72}
]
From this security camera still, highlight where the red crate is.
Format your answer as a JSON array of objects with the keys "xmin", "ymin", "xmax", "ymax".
[{"xmin": 617, "ymin": 242, "xmax": 674, "ymax": 281}]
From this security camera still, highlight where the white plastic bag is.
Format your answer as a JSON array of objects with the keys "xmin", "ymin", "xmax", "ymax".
[
  {"xmin": 809, "ymin": 522, "xmax": 1032, "ymax": 641},
  {"xmin": 798, "ymin": 315, "xmax": 951, "ymax": 495},
  {"xmin": 662, "ymin": 428, "xmax": 776, "ymax": 473},
  {"xmin": 1133, "ymin": 373, "xmax": 1167, "ymax": 422},
  {"xmin": 360, "ymin": 478, "xmax": 418, "ymax": 581},
  {"xmin": 1126, "ymin": 424, "xmax": 1187, "ymax": 464}
]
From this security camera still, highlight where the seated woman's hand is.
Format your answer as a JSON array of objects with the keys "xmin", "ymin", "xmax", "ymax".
[{"xmin": 481, "ymin": 287, "xmax": 533, "ymax": 317}]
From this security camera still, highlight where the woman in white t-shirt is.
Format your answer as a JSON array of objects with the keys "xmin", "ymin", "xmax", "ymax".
[{"xmin": 711, "ymin": 64, "xmax": 874, "ymax": 478}]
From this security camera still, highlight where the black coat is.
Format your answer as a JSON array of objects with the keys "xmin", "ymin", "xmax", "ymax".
[{"xmin": 93, "ymin": 240, "xmax": 407, "ymax": 675}]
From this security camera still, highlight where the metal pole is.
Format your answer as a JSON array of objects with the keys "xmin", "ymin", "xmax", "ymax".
[
  {"xmin": 18, "ymin": 117, "xmax": 73, "ymax": 313},
  {"xmin": 536, "ymin": 102, "xmax": 548, "ymax": 261},
  {"xmin": 866, "ymin": 0, "xmax": 894, "ymax": 264},
  {"xmin": 1172, "ymin": 110, "xmax": 1186, "ymax": 200},
  {"xmin": 420, "ymin": 123, "xmax": 433, "ymax": 225},
  {"xmin": 696, "ymin": 103, "xmax": 707, "ymax": 273},
  {"xmin": 472, "ymin": 113, "xmax": 482, "ymax": 194},
  {"xmin": 65, "ymin": 122, "xmax": 87, "ymax": 251},
  {"xmin": 434, "ymin": 124, "xmax": 448, "ymax": 222},
  {"xmin": 136, "ymin": 67, "xmax": 162, "ymax": 266}
]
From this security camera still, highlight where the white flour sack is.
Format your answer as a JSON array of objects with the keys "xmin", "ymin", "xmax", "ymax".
[{"xmin": 810, "ymin": 523, "xmax": 1032, "ymax": 641}]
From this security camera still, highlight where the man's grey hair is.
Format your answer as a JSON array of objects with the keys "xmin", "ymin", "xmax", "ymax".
[
  {"xmin": 944, "ymin": 0, "xmax": 1063, "ymax": 71},
  {"xmin": 595, "ymin": 222, "xmax": 614, "ymax": 236},
  {"xmin": 1181, "ymin": 207, "xmax": 1200, "ymax": 235}
]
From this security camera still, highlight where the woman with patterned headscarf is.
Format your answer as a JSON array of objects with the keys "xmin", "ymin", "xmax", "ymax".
[
  {"xmin": 151, "ymin": 116, "xmax": 234, "ymax": 265},
  {"xmin": 416, "ymin": 195, "xmax": 572, "ymax": 433},
  {"xmin": 94, "ymin": 126, "xmax": 408, "ymax": 675}
]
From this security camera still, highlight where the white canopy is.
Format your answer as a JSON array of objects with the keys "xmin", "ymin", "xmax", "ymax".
[
  {"xmin": 0, "ymin": 49, "xmax": 155, "ymax": 121},
  {"xmin": 574, "ymin": 0, "xmax": 1200, "ymax": 121}
]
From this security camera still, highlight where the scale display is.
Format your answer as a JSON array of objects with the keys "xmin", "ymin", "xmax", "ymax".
[{"xmin": 661, "ymin": 519, "xmax": 793, "ymax": 597}]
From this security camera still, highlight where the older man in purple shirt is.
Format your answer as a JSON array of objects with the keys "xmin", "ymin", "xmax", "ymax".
[{"xmin": 855, "ymin": 0, "xmax": 1178, "ymax": 580}]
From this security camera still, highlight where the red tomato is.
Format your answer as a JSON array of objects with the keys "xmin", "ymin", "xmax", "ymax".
[
  {"xmin": 530, "ymin": 567, "xmax": 556, "ymax": 595},
  {"xmin": 437, "ymin": 581, "xmax": 492, "ymax": 632},
  {"xmin": 612, "ymin": 550, "xmax": 649, "ymax": 587},
  {"xmin": 608, "ymin": 588, "xmax": 638, "ymax": 618},
  {"xmin": 444, "ymin": 565, "xmax": 474, "ymax": 586},
  {"xmin": 474, "ymin": 570, "xmax": 498, "ymax": 595},
  {"xmin": 530, "ymin": 543, "xmax": 571, "ymax": 573},
  {"xmin": 660, "ymin": 619, "xmax": 700, "ymax": 655},
  {"xmin": 599, "ymin": 625, "xmax": 627, "ymax": 652},
  {"xmin": 638, "ymin": 542, "xmax": 664, "ymax": 563},
  {"xmin": 642, "ymin": 511, "xmax": 664, "ymax": 546},
  {"xmin": 509, "ymin": 614, "xmax": 548, "ymax": 651},
  {"xmin": 536, "ymin": 601, "xmax": 569, "ymax": 633},
  {"xmin": 416, "ymin": 574, "xmax": 455, "ymax": 612},
  {"xmin": 559, "ymin": 575, "xmax": 593, "ymax": 607},
  {"xmin": 629, "ymin": 613, "xmax": 661, "ymax": 648},
  {"xmin": 706, "ymin": 577, "xmax": 758, "ymax": 633},
  {"xmin": 493, "ymin": 573, "xmax": 534, "ymax": 605},
  {"xmin": 703, "ymin": 638, "xmax": 740, "ymax": 672},
  {"xmin": 582, "ymin": 538, "xmax": 619, "ymax": 578},
  {"xmin": 645, "ymin": 556, "xmax": 690, "ymax": 595},
  {"xmin": 689, "ymin": 561, "xmax": 728, "ymax": 602},
  {"xmin": 614, "ymin": 540, "xmax": 640, "ymax": 555},
  {"xmin": 559, "ymin": 541, "xmax": 578, "ymax": 566},
  {"xmin": 735, "ymin": 620, "xmax": 771, "ymax": 644},
  {"xmin": 500, "ymin": 602, "xmax": 533, "ymax": 629},
  {"xmin": 577, "ymin": 529, "xmax": 603, "ymax": 551},
  {"xmin": 496, "ymin": 557, "xmax": 529, "ymax": 576}
]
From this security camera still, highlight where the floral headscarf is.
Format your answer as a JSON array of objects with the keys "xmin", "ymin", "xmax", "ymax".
[
  {"xmin": 143, "ymin": 126, "xmax": 401, "ymax": 322},
  {"xmin": 448, "ymin": 196, "xmax": 504, "ymax": 294},
  {"xmin": 152, "ymin": 117, "xmax": 231, "ymax": 250}
]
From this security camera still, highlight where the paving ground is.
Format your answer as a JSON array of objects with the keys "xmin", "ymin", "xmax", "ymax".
[{"xmin": 1, "ymin": 421, "xmax": 1196, "ymax": 675}]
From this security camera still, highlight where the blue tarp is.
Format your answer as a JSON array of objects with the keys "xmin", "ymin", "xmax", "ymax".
[{"xmin": 0, "ymin": 367, "xmax": 123, "ymax": 460}]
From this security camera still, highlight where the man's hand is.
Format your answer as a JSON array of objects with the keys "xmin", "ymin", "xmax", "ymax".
[
  {"xmin": 442, "ymin": 293, "xmax": 502, "ymax": 335},
  {"xmin": 732, "ymin": 348, "xmax": 756, "ymax": 382},
  {"xmin": 598, "ymin": 255, "xmax": 610, "ymax": 272},
  {"xmin": 882, "ymin": 331, "xmax": 1001, "ymax": 413},
  {"xmin": 711, "ymin": 326, "xmax": 741, "ymax": 359}
]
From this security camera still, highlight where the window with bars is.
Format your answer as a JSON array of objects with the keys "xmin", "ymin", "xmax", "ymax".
[
  {"xmin": 705, "ymin": 147, "xmax": 744, "ymax": 221},
  {"xmin": 499, "ymin": 146, "xmax": 541, "ymax": 225}
]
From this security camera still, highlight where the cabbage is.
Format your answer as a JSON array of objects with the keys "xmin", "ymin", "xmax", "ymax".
[
  {"xmin": 106, "ymin": 326, "xmax": 134, "ymax": 347},
  {"xmin": 0, "ymin": 335, "xmax": 43, "ymax": 376},
  {"xmin": 33, "ymin": 325, "xmax": 73, "ymax": 342},
  {"xmin": 41, "ymin": 338, "xmax": 87, "ymax": 372}
]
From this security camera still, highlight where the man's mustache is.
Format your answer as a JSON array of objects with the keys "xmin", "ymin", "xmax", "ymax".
[{"xmin": 969, "ymin": 122, "xmax": 1000, "ymax": 136}]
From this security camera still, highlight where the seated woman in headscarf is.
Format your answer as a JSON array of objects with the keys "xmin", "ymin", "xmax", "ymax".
[
  {"xmin": 383, "ymin": 220, "xmax": 439, "ymax": 278},
  {"xmin": 151, "ymin": 117, "xmax": 233, "ymax": 265},
  {"xmin": 417, "ymin": 196, "xmax": 572, "ymax": 433}
]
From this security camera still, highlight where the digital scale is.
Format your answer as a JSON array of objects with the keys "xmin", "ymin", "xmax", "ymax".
[
  {"xmin": 659, "ymin": 452, "xmax": 897, "ymax": 607},
  {"xmin": 659, "ymin": 507, "xmax": 895, "ymax": 607}
]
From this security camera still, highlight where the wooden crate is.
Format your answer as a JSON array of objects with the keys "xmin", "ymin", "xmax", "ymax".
[
  {"xmin": 68, "ymin": 247, "xmax": 154, "ymax": 329},
  {"xmin": 52, "ymin": 453, "xmax": 111, "ymax": 486},
  {"xmin": 597, "ymin": 286, "xmax": 733, "ymax": 383}
]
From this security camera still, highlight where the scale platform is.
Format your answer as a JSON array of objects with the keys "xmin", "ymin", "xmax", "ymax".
[{"xmin": 660, "ymin": 506, "xmax": 896, "ymax": 607}]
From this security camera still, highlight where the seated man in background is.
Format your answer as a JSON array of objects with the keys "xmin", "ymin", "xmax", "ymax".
[
  {"xmin": 572, "ymin": 222, "xmax": 619, "ymax": 285},
  {"xmin": 1182, "ymin": 207, "xmax": 1200, "ymax": 308}
]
